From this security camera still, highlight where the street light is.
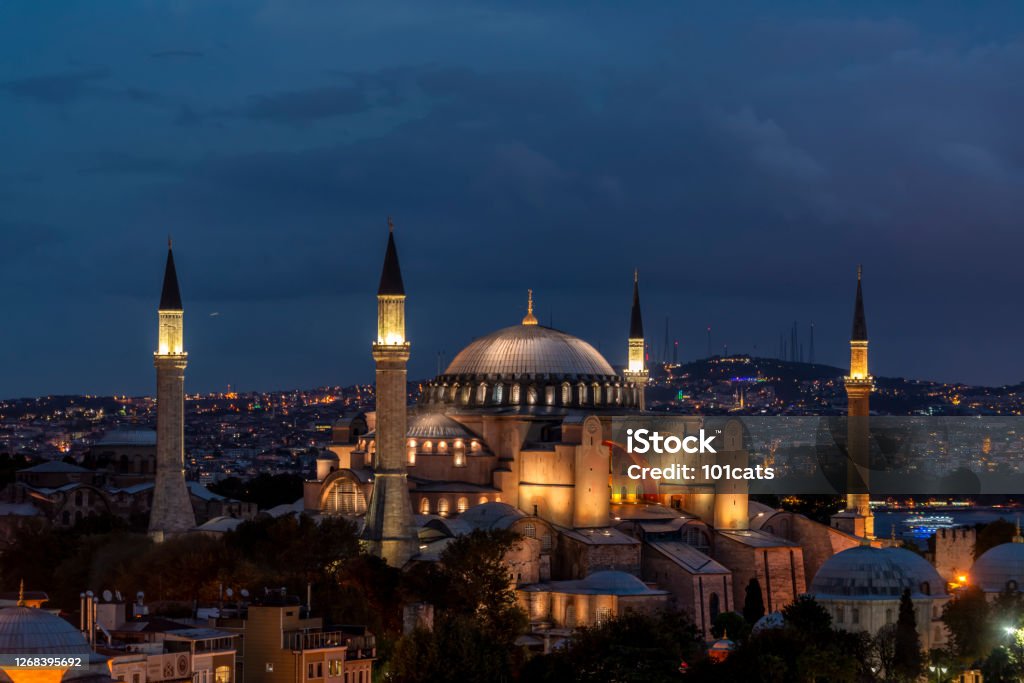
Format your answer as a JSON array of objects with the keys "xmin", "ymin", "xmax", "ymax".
[{"xmin": 928, "ymin": 664, "xmax": 948, "ymax": 682}]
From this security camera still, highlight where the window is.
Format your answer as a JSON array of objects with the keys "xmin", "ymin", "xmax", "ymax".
[
  {"xmin": 423, "ymin": 441, "xmax": 433, "ymax": 453},
  {"xmin": 328, "ymin": 660, "xmax": 343, "ymax": 677},
  {"xmin": 308, "ymin": 664, "xmax": 315, "ymax": 679},
  {"xmin": 561, "ymin": 383, "xmax": 571, "ymax": 404},
  {"xmin": 438, "ymin": 498, "xmax": 450, "ymax": 517},
  {"xmin": 420, "ymin": 498, "xmax": 431, "ymax": 514},
  {"xmin": 457, "ymin": 497, "xmax": 469, "ymax": 513},
  {"xmin": 527, "ymin": 386, "xmax": 538, "ymax": 405},
  {"xmin": 461, "ymin": 385, "xmax": 471, "ymax": 404},
  {"xmin": 709, "ymin": 593, "xmax": 720, "ymax": 621},
  {"xmin": 215, "ymin": 666, "xmax": 231, "ymax": 683},
  {"xmin": 471, "ymin": 440, "xmax": 481, "ymax": 452},
  {"xmin": 493, "ymin": 384, "xmax": 504, "ymax": 403},
  {"xmin": 477, "ymin": 383, "xmax": 487, "ymax": 404},
  {"xmin": 836, "ymin": 606, "xmax": 844, "ymax": 624},
  {"xmin": 577, "ymin": 384, "xmax": 587, "ymax": 404},
  {"xmin": 523, "ymin": 522, "xmax": 536, "ymax": 538},
  {"xmin": 545, "ymin": 385, "xmax": 555, "ymax": 405},
  {"xmin": 596, "ymin": 607, "xmax": 612, "ymax": 625},
  {"xmin": 541, "ymin": 533, "xmax": 552, "ymax": 551},
  {"xmin": 593, "ymin": 384, "xmax": 601, "ymax": 405},
  {"xmin": 511, "ymin": 384, "xmax": 521, "ymax": 404},
  {"xmin": 407, "ymin": 445, "xmax": 416, "ymax": 465},
  {"xmin": 478, "ymin": 496, "xmax": 489, "ymax": 505},
  {"xmin": 317, "ymin": 663, "xmax": 323, "ymax": 678},
  {"xmin": 851, "ymin": 608, "xmax": 859, "ymax": 625},
  {"xmin": 437, "ymin": 440, "xmax": 448, "ymax": 453},
  {"xmin": 132, "ymin": 675, "xmax": 141, "ymax": 683},
  {"xmin": 885, "ymin": 608, "xmax": 893, "ymax": 624},
  {"xmin": 454, "ymin": 440, "xmax": 466, "ymax": 465}
]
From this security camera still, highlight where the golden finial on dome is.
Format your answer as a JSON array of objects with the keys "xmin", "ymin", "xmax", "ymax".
[
  {"xmin": 16, "ymin": 579, "xmax": 25, "ymax": 607},
  {"xmin": 522, "ymin": 289, "xmax": 538, "ymax": 326}
]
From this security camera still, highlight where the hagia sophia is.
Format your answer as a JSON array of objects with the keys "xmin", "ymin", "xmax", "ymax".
[{"xmin": 6, "ymin": 224, "xmax": 1024, "ymax": 674}]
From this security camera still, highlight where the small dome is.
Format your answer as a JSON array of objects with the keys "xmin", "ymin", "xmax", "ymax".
[
  {"xmin": 442, "ymin": 325, "xmax": 616, "ymax": 379},
  {"xmin": 810, "ymin": 546, "xmax": 946, "ymax": 599},
  {"xmin": 0, "ymin": 606, "xmax": 90, "ymax": 655},
  {"xmin": 752, "ymin": 611, "xmax": 785, "ymax": 634},
  {"xmin": 457, "ymin": 502, "xmax": 524, "ymax": 530},
  {"xmin": 580, "ymin": 571, "xmax": 655, "ymax": 596},
  {"xmin": 407, "ymin": 413, "xmax": 479, "ymax": 440},
  {"xmin": 970, "ymin": 540, "xmax": 1024, "ymax": 592},
  {"xmin": 316, "ymin": 451, "xmax": 339, "ymax": 461}
]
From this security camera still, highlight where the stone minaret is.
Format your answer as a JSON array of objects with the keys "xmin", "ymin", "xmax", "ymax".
[
  {"xmin": 361, "ymin": 219, "xmax": 417, "ymax": 566},
  {"xmin": 832, "ymin": 266, "xmax": 874, "ymax": 539},
  {"xmin": 622, "ymin": 270, "xmax": 649, "ymax": 410},
  {"xmin": 149, "ymin": 241, "xmax": 196, "ymax": 540}
]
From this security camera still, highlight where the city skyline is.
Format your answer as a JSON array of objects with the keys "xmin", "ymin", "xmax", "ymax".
[{"xmin": 4, "ymin": 2, "xmax": 1024, "ymax": 395}]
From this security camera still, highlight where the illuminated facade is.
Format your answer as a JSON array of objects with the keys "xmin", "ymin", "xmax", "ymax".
[
  {"xmin": 832, "ymin": 266, "xmax": 874, "ymax": 539},
  {"xmin": 149, "ymin": 242, "xmax": 197, "ymax": 539}
]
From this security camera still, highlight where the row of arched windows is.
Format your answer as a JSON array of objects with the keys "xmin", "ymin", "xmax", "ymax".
[
  {"xmin": 426, "ymin": 379, "xmax": 641, "ymax": 409},
  {"xmin": 419, "ymin": 495, "xmax": 492, "ymax": 516},
  {"xmin": 406, "ymin": 438, "xmax": 479, "ymax": 465}
]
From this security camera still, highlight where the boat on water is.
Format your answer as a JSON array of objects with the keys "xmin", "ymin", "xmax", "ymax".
[{"xmin": 902, "ymin": 515, "xmax": 956, "ymax": 536}]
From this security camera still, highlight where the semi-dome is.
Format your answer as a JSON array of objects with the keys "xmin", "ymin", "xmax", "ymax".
[
  {"xmin": 0, "ymin": 605, "xmax": 90, "ymax": 655},
  {"xmin": 810, "ymin": 546, "xmax": 946, "ymax": 599},
  {"xmin": 970, "ymin": 538, "xmax": 1024, "ymax": 592},
  {"xmin": 443, "ymin": 324, "xmax": 616, "ymax": 379}
]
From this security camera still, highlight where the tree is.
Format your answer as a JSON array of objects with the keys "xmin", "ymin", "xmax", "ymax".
[
  {"xmin": 711, "ymin": 611, "xmax": 748, "ymax": 642},
  {"xmin": 521, "ymin": 610, "xmax": 703, "ymax": 683},
  {"xmin": 390, "ymin": 614, "xmax": 516, "ymax": 683},
  {"xmin": 743, "ymin": 577, "xmax": 766, "ymax": 624},
  {"xmin": 893, "ymin": 588, "xmax": 925, "ymax": 682},
  {"xmin": 942, "ymin": 585, "xmax": 992, "ymax": 662}
]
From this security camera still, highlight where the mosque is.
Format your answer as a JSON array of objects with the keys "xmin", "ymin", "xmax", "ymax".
[{"xmin": 301, "ymin": 224, "xmax": 880, "ymax": 638}]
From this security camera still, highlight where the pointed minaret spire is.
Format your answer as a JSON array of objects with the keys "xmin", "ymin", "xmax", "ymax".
[
  {"xmin": 522, "ymin": 289, "xmax": 539, "ymax": 325},
  {"xmin": 378, "ymin": 217, "xmax": 405, "ymax": 296},
  {"xmin": 16, "ymin": 579, "xmax": 25, "ymax": 607},
  {"xmin": 630, "ymin": 269, "xmax": 644, "ymax": 339},
  {"xmin": 851, "ymin": 264, "xmax": 867, "ymax": 341},
  {"xmin": 160, "ymin": 241, "xmax": 183, "ymax": 311}
]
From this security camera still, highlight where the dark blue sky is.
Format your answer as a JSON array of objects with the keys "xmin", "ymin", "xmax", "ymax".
[{"xmin": 3, "ymin": 1, "xmax": 1024, "ymax": 397}]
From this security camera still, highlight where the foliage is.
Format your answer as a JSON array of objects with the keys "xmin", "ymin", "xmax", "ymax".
[
  {"xmin": 975, "ymin": 519, "xmax": 1016, "ymax": 559},
  {"xmin": 892, "ymin": 588, "xmax": 924, "ymax": 682},
  {"xmin": 520, "ymin": 610, "xmax": 703, "ymax": 683},
  {"xmin": 711, "ymin": 611, "xmax": 749, "ymax": 641},
  {"xmin": 942, "ymin": 585, "xmax": 992, "ymax": 662},
  {"xmin": 390, "ymin": 614, "xmax": 517, "ymax": 683},
  {"xmin": 743, "ymin": 577, "xmax": 766, "ymax": 624}
]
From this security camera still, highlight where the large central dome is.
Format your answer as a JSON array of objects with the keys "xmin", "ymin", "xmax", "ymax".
[{"xmin": 443, "ymin": 324, "xmax": 615, "ymax": 378}]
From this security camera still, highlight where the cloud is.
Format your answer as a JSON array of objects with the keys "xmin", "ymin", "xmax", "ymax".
[{"xmin": 1, "ymin": 68, "xmax": 163, "ymax": 107}]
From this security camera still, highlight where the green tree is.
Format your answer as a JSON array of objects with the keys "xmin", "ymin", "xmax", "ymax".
[
  {"xmin": 520, "ymin": 610, "xmax": 703, "ymax": 683},
  {"xmin": 942, "ymin": 585, "xmax": 991, "ymax": 662},
  {"xmin": 893, "ymin": 588, "xmax": 925, "ymax": 682},
  {"xmin": 390, "ymin": 614, "xmax": 515, "ymax": 683},
  {"xmin": 743, "ymin": 577, "xmax": 766, "ymax": 624}
]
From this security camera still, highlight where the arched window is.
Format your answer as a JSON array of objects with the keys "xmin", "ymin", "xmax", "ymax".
[
  {"xmin": 493, "ymin": 383, "xmax": 504, "ymax": 404},
  {"xmin": 511, "ymin": 384, "xmax": 521, "ymax": 404},
  {"xmin": 615, "ymin": 385, "xmax": 622, "ymax": 404},
  {"xmin": 541, "ymin": 533, "xmax": 552, "ymax": 551},
  {"xmin": 423, "ymin": 441, "xmax": 433, "ymax": 453},
  {"xmin": 577, "ymin": 383, "xmax": 587, "ymax": 404},
  {"xmin": 544, "ymin": 385, "xmax": 555, "ymax": 405},
  {"xmin": 561, "ymin": 383, "xmax": 571, "ymax": 405},
  {"xmin": 461, "ymin": 385, "xmax": 471, "ymax": 405},
  {"xmin": 420, "ymin": 498, "xmax": 431, "ymax": 514},
  {"xmin": 450, "ymin": 384, "xmax": 460, "ymax": 402},
  {"xmin": 593, "ymin": 383, "xmax": 602, "ymax": 405},
  {"xmin": 523, "ymin": 522, "xmax": 537, "ymax": 538},
  {"xmin": 527, "ymin": 385, "xmax": 538, "ymax": 405},
  {"xmin": 457, "ymin": 497, "xmax": 469, "ymax": 513},
  {"xmin": 709, "ymin": 593, "xmax": 720, "ymax": 621},
  {"xmin": 471, "ymin": 440, "xmax": 481, "ymax": 452},
  {"xmin": 437, "ymin": 440, "xmax": 448, "ymax": 453},
  {"xmin": 407, "ymin": 446, "xmax": 416, "ymax": 465},
  {"xmin": 478, "ymin": 496, "xmax": 489, "ymax": 505},
  {"xmin": 565, "ymin": 603, "xmax": 576, "ymax": 627},
  {"xmin": 454, "ymin": 440, "xmax": 466, "ymax": 464},
  {"xmin": 437, "ymin": 498, "xmax": 450, "ymax": 517},
  {"xmin": 477, "ymin": 382, "xmax": 488, "ymax": 404}
]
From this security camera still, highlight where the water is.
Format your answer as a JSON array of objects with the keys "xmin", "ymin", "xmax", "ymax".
[{"xmin": 874, "ymin": 509, "xmax": 1018, "ymax": 547}]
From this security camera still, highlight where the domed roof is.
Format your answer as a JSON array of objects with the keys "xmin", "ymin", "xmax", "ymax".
[
  {"xmin": 443, "ymin": 325, "xmax": 616, "ymax": 379},
  {"xmin": 457, "ymin": 502, "xmax": 524, "ymax": 530},
  {"xmin": 0, "ymin": 606, "xmax": 90, "ymax": 655},
  {"xmin": 810, "ymin": 546, "xmax": 946, "ymax": 599},
  {"xmin": 579, "ymin": 570, "xmax": 658, "ymax": 596},
  {"xmin": 970, "ymin": 539, "xmax": 1024, "ymax": 592},
  {"xmin": 407, "ymin": 413, "xmax": 479, "ymax": 440},
  {"xmin": 752, "ymin": 611, "xmax": 785, "ymax": 634}
]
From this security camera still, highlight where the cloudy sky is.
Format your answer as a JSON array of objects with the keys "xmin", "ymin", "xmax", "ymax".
[{"xmin": 2, "ymin": 1, "xmax": 1023, "ymax": 397}]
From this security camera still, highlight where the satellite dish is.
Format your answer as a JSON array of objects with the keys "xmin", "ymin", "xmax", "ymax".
[
  {"xmin": 225, "ymin": 588, "xmax": 234, "ymax": 598},
  {"xmin": 102, "ymin": 590, "xmax": 113, "ymax": 602},
  {"xmin": 240, "ymin": 589, "xmax": 249, "ymax": 598}
]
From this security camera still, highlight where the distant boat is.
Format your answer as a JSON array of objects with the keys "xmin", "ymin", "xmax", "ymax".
[{"xmin": 903, "ymin": 515, "xmax": 956, "ymax": 537}]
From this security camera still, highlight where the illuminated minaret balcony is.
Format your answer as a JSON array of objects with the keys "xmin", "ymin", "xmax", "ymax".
[
  {"xmin": 623, "ymin": 269, "xmax": 649, "ymax": 410},
  {"xmin": 156, "ymin": 243, "xmax": 186, "ymax": 358}
]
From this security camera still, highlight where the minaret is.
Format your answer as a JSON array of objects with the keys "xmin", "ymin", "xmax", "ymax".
[
  {"xmin": 361, "ymin": 218, "xmax": 417, "ymax": 566},
  {"xmin": 149, "ymin": 240, "xmax": 196, "ymax": 540},
  {"xmin": 832, "ymin": 265, "xmax": 874, "ymax": 539},
  {"xmin": 623, "ymin": 270, "xmax": 649, "ymax": 410}
]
